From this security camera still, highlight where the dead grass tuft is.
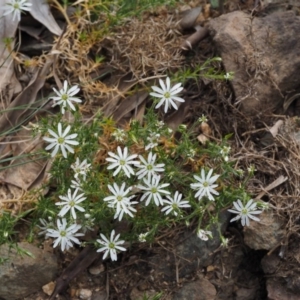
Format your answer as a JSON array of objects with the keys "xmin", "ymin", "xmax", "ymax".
[{"xmin": 104, "ymin": 14, "xmax": 184, "ymax": 77}]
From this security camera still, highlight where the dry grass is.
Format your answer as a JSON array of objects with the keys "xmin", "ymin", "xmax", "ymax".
[
  {"xmin": 104, "ymin": 13, "xmax": 184, "ymax": 77},
  {"xmin": 47, "ymin": 5, "xmax": 188, "ymax": 116}
]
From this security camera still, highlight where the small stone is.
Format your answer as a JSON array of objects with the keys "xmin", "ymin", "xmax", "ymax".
[
  {"xmin": 42, "ymin": 281, "xmax": 55, "ymax": 296},
  {"xmin": 206, "ymin": 265, "xmax": 215, "ymax": 272},
  {"xmin": 77, "ymin": 288, "xmax": 92, "ymax": 300},
  {"xmin": 88, "ymin": 263, "xmax": 105, "ymax": 275},
  {"xmin": 69, "ymin": 288, "xmax": 77, "ymax": 298},
  {"xmin": 173, "ymin": 278, "xmax": 216, "ymax": 300}
]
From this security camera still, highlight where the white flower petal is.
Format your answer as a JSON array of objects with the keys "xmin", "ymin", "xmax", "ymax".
[
  {"xmin": 228, "ymin": 199, "xmax": 262, "ymax": 226},
  {"xmin": 97, "ymin": 230, "xmax": 126, "ymax": 261},
  {"xmin": 150, "ymin": 77, "xmax": 185, "ymax": 113}
]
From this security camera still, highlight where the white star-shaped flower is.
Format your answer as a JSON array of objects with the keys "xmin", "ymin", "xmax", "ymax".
[
  {"xmin": 198, "ymin": 114, "xmax": 208, "ymax": 124},
  {"xmin": 136, "ymin": 152, "xmax": 165, "ymax": 180},
  {"xmin": 104, "ymin": 183, "xmax": 137, "ymax": 221},
  {"xmin": 137, "ymin": 175, "xmax": 170, "ymax": 206},
  {"xmin": 150, "ymin": 77, "xmax": 185, "ymax": 113},
  {"xmin": 81, "ymin": 213, "xmax": 95, "ymax": 234},
  {"xmin": 224, "ymin": 72, "xmax": 233, "ymax": 80},
  {"xmin": 47, "ymin": 218, "xmax": 83, "ymax": 251},
  {"xmin": 71, "ymin": 158, "xmax": 91, "ymax": 180},
  {"xmin": 3, "ymin": 0, "xmax": 32, "ymax": 22},
  {"xmin": 221, "ymin": 236, "xmax": 229, "ymax": 248},
  {"xmin": 97, "ymin": 230, "xmax": 126, "ymax": 261},
  {"xmin": 71, "ymin": 177, "xmax": 83, "ymax": 190},
  {"xmin": 138, "ymin": 232, "xmax": 149, "ymax": 243},
  {"xmin": 50, "ymin": 80, "xmax": 82, "ymax": 114},
  {"xmin": 228, "ymin": 199, "xmax": 262, "ymax": 226},
  {"xmin": 197, "ymin": 229, "xmax": 213, "ymax": 241},
  {"xmin": 106, "ymin": 146, "xmax": 139, "ymax": 178},
  {"xmin": 161, "ymin": 191, "xmax": 191, "ymax": 216},
  {"xmin": 112, "ymin": 128, "xmax": 127, "ymax": 142},
  {"xmin": 37, "ymin": 217, "xmax": 54, "ymax": 239},
  {"xmin": 190, "ymin": 168, "xmax": 220, "ymax": 201},
  {"xmin": 155, "ymin": 121, "xmax": 165, "ymax": 129},
  {"xmin": 220, "ymin": 146, "xmax": 231, "ymax": 162},
  {"xmin": 145, "ymin": 132, "xmax": 160, "ymax": 150},
  {"xmin": 56, "ymin": 188, "xmax": 86, "ymax": 219},
  {"xmin": 43, "ymin": 123, "xmax": 79, "ymax": 158}
]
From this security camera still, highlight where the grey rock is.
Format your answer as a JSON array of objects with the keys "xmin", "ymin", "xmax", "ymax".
[
  {"xmin": 175, "ymin": 231, "xmax": 219, "ymax": 276},
  {"xmin": 0, "ymin": 242, "xmax": 58, "ymax": 300},
  {"xmin": 261, "ymin": 253, "xmax": 281, "ymax": 274},
  {"xmin": 266, "ymin": 278, "xmax": 300, "ymax": 300},
  {"xmin": 148, "ymin": 251, "xmax": 176, "ymax": 281},
  {"xmin": 144, "ymin": 213, "xmax": 229, "ymax": 284},
  {"xmin": 174, "ymin": 212, "xmax": 229, "ymax": 277},
  {"xmin": 173, "ymin": 279, "xmax": 216, "ymax": 300},
  {"xmin": 243, "ymin": 210, "xmax": 284, "ymax": 250},
  {"xmin": 208, "ymin": 11, "xmax": 300, "ymax": 115}
]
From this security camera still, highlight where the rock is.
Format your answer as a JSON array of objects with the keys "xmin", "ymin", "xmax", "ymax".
[
  {"xmin": 243, "ymin": 210, "xmax": 284, "ymax": 250},
  {"xmin": 148, "ymin": 251, "xmax": 176, "ymax": 282},
  {"xmin": 76, "ymin": 288, "xmax": 92, "ymax": 300},
  {"xmin": 173, "ymin": 278, "xmax": 216, "ymax": 300},
  {"xmin": 267, "ymin": 278, "xmax": 300, "ymax": 300},
  {"xmin": 42, "ymin": 281, "xmax": 56, "ymax": 296},
  {"xmin": 148, "ymin": 224, "xmax": 222, "ymax": 283},
  {"xmin": 0, "ymin": 242, "xmax": 58, "ymax": 300},
  {"xmin": 88, "ymin": 262, "xmax": 105, "ymax": 275},
  {"xmin": 261, "ymin": 253, "xmax": 281, "ymax": 274},
  {"xmin": 208, "ymin": 11, "xmax": 300, "ymax": 115},
  {"xmin": 174, "ymin": 212, "xmax": 229, "ymax": 277},
  {"xmin": 262, "ymin": 244, "xmax": 300, "ymax": 299},
  {"xmin": 175, "ymin": 232, "xmax": 219, "ymax": 276}
]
